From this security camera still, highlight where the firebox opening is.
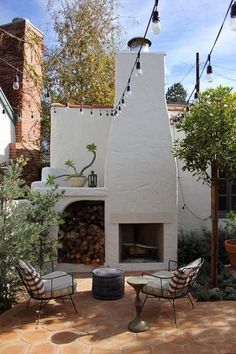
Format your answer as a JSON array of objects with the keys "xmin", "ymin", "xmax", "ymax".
[
  {"xmin": 58, "ymin": 200, "xmax": 105, "ymax": 266},
  {"xmin": 119, "ymin": 223, "xmax": 164, "ymax": 263}
]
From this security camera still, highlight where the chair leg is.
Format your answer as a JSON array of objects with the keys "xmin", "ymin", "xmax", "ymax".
[
  {"xmin": 172, "ymin": 299, "xmax": 177, "ymax": 324},
  {"xmin": 36, "ymin": 300, "xmax": 43, "ymax": 326},
  {"xmin": 187, "ymin": 293, "xmax": 195, "ymax": 309},
  {"xmin": 26, "ymin": 297, "xmax": 31, "ymax": 310},
  {"xmin": 70, "ymin": 295, "xmax": 78, "ymax": 313}
]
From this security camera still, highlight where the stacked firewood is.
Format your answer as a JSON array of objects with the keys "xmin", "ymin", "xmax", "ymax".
[{"xmin": 58, "ymin": 201, "xmax": 105, "ymax": 266}]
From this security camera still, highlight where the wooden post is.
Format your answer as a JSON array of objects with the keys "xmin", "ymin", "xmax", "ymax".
[{"xmin": 211, "ymin": 161, "xmax": 219, "ymax": 288}]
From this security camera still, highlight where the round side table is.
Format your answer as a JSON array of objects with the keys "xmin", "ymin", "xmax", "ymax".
[{"xmin": 127, "ymin": 276, "xmax": 149, "ymax": 332}]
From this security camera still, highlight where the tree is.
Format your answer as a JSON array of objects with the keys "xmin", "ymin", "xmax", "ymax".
[
  {"xmin": 0, "ymin": 158, "xmax": 62, "ymax": 312},
  {"xmin": 166, "ymin": 82, "xmax": 187, "ymax": 104},
  {"xmin": 173, "ymin": 86, "xmax": 236, "ymax": 288},
  {"xmin": 41, "ymin": 0, "xmax": 122, "ymax": 163},
  {"xmin": 44, "ymin": 0, "xmax": 122, "ymax": 105}
]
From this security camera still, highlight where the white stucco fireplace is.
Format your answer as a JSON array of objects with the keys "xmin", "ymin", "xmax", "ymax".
[{"xmin": 32, "ymin": 46, "xmax": 177, "ymax": 272}]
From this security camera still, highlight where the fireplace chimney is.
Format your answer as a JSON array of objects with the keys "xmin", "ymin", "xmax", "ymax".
[{"xmin": 127, "ymin": 37, "xmax": 152, "ymax": 52}]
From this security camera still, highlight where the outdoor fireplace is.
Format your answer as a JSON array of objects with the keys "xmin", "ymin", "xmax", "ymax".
[
  {"xmin": 32, "ymin": 47, "xmax": 177, "ymax": 272},
  {"xmin": 119, "ymin": 223, "xmax": 163, "ymax": 263}
]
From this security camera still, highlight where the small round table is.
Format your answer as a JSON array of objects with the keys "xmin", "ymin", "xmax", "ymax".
[{"xmin": 127, "ymin": 276, "xmax": 149, "ymax": 332}]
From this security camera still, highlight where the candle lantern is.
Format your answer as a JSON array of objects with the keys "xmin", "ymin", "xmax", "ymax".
[{"xmin": 88, "ymin": 170, "xmax": 97, "ymax": 187}]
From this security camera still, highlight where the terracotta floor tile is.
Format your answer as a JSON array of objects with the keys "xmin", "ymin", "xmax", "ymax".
[
  {"xmin": 58, "ymin": 341, "xmax": 91, "ymax": 354},
  {"xmin": 121, "ymin": 343, "xmax": 153, "ymax": 354},
  {"xmin": 152, "ymin": 343, "xmax": 185, "ymax": 354},
  {"xmin": 0, "ymin": 341, "xmax": 28, "ymax": 354},
  {"xmin": 28, "ymin": 342, "xmax": 58, "ymax": 354},
  {"xmin": 184, "ymin": 342, "xmax": 217, "ymax": 354},
  {"xmin": 21, "ymin": 328, "xmax": 51, "ymax": 343},
  {"xmin": 0, "ymin": 329, "xmax": 23, "ymax": 342},
  {"xmin": 215, "ymin": 342, "xmax": 236, "ymax": 353}
]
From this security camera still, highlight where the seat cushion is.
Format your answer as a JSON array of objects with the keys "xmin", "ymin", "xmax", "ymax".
[
  {"xmin": 42, "ymin": 271, "xmax": 77, "ymax": 298},
  {"xmin": 17, "ymin": 260, "xmax": 45, "ymax": 296},
  {"xmin": 142, "ymin": 275, "xmax": 170, "ymax": 297}
]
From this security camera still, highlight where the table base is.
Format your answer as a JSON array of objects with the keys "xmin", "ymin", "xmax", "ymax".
[{"xmin": 128, "ymin": 317, "xmax": 149, "ymax": 332}]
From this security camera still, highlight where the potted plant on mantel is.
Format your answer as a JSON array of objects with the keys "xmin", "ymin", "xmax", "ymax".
[
  {"xmin": 48, "ymin": 143, "xmax": 97, "ymax": 187},
  {"xmin": 224, "ymin": 211, "xmax": 236, "ymax": 269}
]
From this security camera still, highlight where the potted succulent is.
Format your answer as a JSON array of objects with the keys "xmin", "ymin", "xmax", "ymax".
[
  {"xmin": 224, "ymin": 211, "xmax": 236, "ymax": 269},
  {"xmin": 48, "ymin": 143, "xmax": 97, "ymax": 187}
]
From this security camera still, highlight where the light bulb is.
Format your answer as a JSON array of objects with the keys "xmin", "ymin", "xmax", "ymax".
[
  {"xmin": 230, "ymin": 17, "xmax": 236, "ymax": 31},
  {"xmin": 151, "ymin": 10, "xmax": 161, "ymax": 34},
  {"xmin": 207, "ymin": 65, "xmax": 213, "ymax": 83},
  {"xmin": 136, "ymin": 59, "xmax": 143, "ymax": 76},
  {"xmin": 80, "ymin": 107, "xmax": 83, "ymax": 114},
  {"xmin": 13, "ymin": 75, "xmax": 20, "ymax": 90}
]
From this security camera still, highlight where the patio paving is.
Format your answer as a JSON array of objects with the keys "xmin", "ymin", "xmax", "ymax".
[{"xmin": 0, "ymin": 272, "xmax": 236, "ymax": 354}]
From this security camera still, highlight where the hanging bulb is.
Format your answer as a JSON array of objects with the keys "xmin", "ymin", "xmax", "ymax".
[
  {"xmin": 90, "ymin": 109, "xmax": 93, "ymax": 116},
  {"xmin": 136, "ymin": 58, "xmax": 143, "ymax": 76},
  {"xmin": 126, "ymin": 79, "xmax": 132, "ymax": 97},
  {"xmin": 151, "ymin": 10, "xmax": 161, "ymax": 34},
  {"xmin": 45, "ymin": 90, "xmax": 51, "ymax": 103},
  {"xmin": 230, "ymin": 1, "xmax": 236, "ymax": 31},
  {"xmin": 65, "ymin": 102, "xmax": 70, "ymax": 110},
  {"xmin": 13, "ymin": 69, "xmax": 20, "ymax": 90},
  {"xmin": 2, "ymin": 108, "xmax": 6, "ymax": 114},
  {"xmin": 80, "ymin": 106, "xmax": 83, "ymax": 114},
  {"xmin": 31, "ymin": 111, "xmax": 34, "ymax": 119},
  {"xmin": 53, "ymin": 107, "xmax": 56, "ymax": 114},
  {"xmin": 121, "ymin": 97, "xmax": 126, "ymax": 107},
  {"xmin": 99, "ymin": 109, "xmax": 102, "ymax": 117},
  {"xmin": 206, "ymin": 64, "xmax": 213, "ymax": 83}
]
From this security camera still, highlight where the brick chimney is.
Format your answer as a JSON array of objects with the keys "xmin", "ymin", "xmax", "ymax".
[{"xmin": 0, "ymin": 18, "xmax": 44, "ymax": 184}]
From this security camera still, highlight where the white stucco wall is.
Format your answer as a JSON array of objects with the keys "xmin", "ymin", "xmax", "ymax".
[
  {"xmin": 50, "ymin": 107, "xmax": 111, "ymax": 187},
  {"xmin": 0, "ymin": 102, "xmax": 15, "ymax": 163},
  {"xmin": 169, "ymin": 110, "xmax": 211, "ymax": 231}
]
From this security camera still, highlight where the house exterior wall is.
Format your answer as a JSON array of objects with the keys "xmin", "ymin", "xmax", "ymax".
[
  {"xmin": 0, "ymin": 103, "xmax": 15, "ymax": 163},
  {"xmin": 0, "ymin": 18, "xmax": 43, "ymax": 183},
  {"xmin": 168, "ymin": 106, "xmax": 211, "ymax": 231}
]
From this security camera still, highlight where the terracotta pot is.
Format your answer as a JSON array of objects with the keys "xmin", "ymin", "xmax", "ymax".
[
  {"xmin": 68, "ymin": 176, "xmax": 87, "ymax": 187},
  {"xmin": 224, "ymin": 239, "xmax": 236, "ymax": 269}
]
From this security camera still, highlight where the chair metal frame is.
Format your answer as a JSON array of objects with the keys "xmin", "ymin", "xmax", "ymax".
[
  {"xmin": 142, "ymin": 258, "xmax": 204, "ymax": 324},
  {"xmin": 15, "ymin": 260, "xmax": 78, "ymax": 322}
]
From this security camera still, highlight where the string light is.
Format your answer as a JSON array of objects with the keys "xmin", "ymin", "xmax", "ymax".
[
  {"xmin": 31, "ymin": 111, "xmax": 34, "ymax": 119},
  {"xmin": 80, "ymin": 106, "xmax": 83, "ymax": 114},
  {"xmin": 13, "ymin": 68, "xmax": 20, "ymax": 90},
  {"xmin": 65, "ymin": 102, "xmax": 69, "ymax": 110},
  {"xmin": 206, "ymin": 55, "xmax": 213, "ymax": 83},
  {"xmin": 121, "ymin": 97, "xmax": 126, "ymax": 107},
  {"xmin": 151, "ymin": 0, "xmax": 161, "ymax": 34},
  {"xmin": 90, "ymin": 108, "xmax": 93, "ymax": 116},
  {"xmin": 136, "ymin": 54, "xmax": 143, "ymax": 76},
  {"xmin": 126, "ymin": 78, "xmax": 132, "ymax": 97},
  {"xmin": 99, "ymin": 109, "xmax": 102, "ymax": 117},
  {"xmin": 2, "ymin": 108, "xmax": 6, "ymax": 114},
  {"xmin": 230, "ymin": 0, "xmax": 236, "ymax": 30},
  {"xmin": 106, "ymin": 110, "xmax": 109, "ymax": 116}
]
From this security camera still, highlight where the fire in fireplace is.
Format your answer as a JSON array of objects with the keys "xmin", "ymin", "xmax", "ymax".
[
  {"xmin": 119, "ymin": 223, "xmax": 163, "ymax": 263},
  {"xmin": 58, "ymin": 200, "xmax": 105, "ymax": 266}
]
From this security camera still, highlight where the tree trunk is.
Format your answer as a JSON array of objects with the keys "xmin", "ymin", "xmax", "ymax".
[{"xmin": 211, "ymin": 162, "xmax": 219, "ymax": 288}]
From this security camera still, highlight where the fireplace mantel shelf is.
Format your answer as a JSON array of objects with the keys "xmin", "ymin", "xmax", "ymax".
[{"xmin": 32, "ymin": 184, "xmax": 108, "ymax": 197}]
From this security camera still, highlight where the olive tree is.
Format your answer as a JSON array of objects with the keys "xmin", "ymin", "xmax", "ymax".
[{"xmin": 173, "ymin": 86, "xmax": 236, "ymax": 287}]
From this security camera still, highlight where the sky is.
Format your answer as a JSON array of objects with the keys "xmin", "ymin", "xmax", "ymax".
[{"xmin": 0, "ymin": 0, "xmax": 236, "ymax": 97}]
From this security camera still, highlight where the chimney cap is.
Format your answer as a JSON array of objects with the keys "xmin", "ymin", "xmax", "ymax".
[
  {"xmin": 127, "ymin": 37, "xmax": 152, "ymax": 51},
  {"xmin": 12, "ymin": 17, "xmax": 25, "ymax": 23}
]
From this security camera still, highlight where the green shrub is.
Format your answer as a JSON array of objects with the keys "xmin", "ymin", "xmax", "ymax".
[{"xmin": 0, "ymin": 158, "xmax": 63, "ymax": 313}]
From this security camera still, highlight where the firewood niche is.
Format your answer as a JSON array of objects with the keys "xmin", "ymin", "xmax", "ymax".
[{"xmin": 58, "ymin": 200, "xmax": 105, "ymax": 266}]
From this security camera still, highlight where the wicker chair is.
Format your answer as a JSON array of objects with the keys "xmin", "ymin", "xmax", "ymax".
[
  {"xmin": 15, "ymin": 259, "xmax": 77, "ymax": 321},
  {"xmin": 142, "ymin": 258, "xmax": 204, "ymax": 324}
]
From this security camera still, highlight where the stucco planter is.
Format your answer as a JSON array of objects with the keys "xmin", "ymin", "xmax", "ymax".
[
  {"xmin": 68, "ymin": 176, "xmax": 87, "ymax": 187},
  {"xmin": 225, "ymin": 239, "xmax": 236, "ymax": 269}
]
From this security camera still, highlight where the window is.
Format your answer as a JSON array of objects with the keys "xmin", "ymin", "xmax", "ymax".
[{"xmin": 218, "ymin": 171, "xmax": 236, "ymax": 217}]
